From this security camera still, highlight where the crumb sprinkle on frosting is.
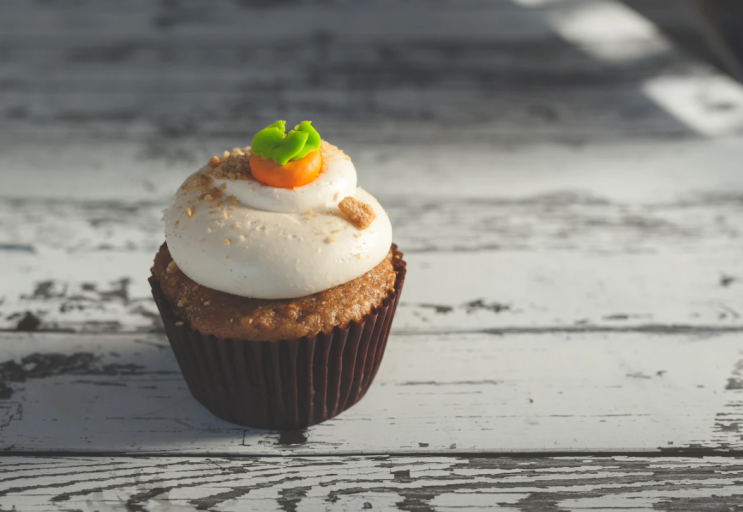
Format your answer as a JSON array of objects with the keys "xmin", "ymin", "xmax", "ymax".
[{"xmin": 338, "ymin": 196, "xmax": 376, "ymax": 230}]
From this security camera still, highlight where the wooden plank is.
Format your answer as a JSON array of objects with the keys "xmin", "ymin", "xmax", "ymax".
[
  {"xmin": 3, "ymin": 80, "xmax": 707, "ymax": 144},
  {"xmin": 4, "ymin": 191, "xmax": 743, "ymax": 256},
  {"xmin": 0, "ymin": 0, "xmax": 684, "ymax": 44},
  {"xmin": 5, "ymin": 139, "xmax": 743, "ymax": 202},
  {"xmin": 2, "ymin": 245, "xmax": 742, "ymax": 334},
  {"xmin": 2, "ymin": 455, "xmax": 743, "ymax": 511},
  {"xmin": 2, "ymin": 0, "xmax": 743, "ymax": 470},
  {"xmin": 1, "ymin": 330, "xmax": 742, "ymax": 455},
  {"xmin": 0, "ymin": 0, "xmax": 545, "ymax": 40},
  {"xmin": 3, "ymin": 141, "xmax": 742, "ymax": 334},
  {"xmin": 3, "ymin": 0, "xmax": 743, "ymax": 143}
]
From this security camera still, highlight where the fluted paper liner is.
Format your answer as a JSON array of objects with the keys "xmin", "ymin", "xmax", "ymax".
[{"xmin": 150, "ymin": 245, "xmax": 406, "ymax": 430}]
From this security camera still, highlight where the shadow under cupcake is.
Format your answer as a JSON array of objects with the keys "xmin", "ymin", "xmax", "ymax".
[{"xmin": 149, "ymin": 120, "xmax": 406, "ymax": 430}]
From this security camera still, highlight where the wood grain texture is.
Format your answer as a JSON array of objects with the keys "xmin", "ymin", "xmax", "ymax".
[
  {"xmin": 5, "ymin": 1, "xmax": 743, "ymax": 509},
  {"xmin": 5, "ymin": 154, "xmax": 743, "ymax": 332},
  {"xmin": 3, "ymin": 3, "xmax": 743, "ymax": 506},
  {"xmin": 1, "ymin": 330, "xmax": 743, "ymax": 455},
  {"xmin": 2, "ymin": 455, "xmax": 743, "ymax": 511},
  {"xmin": 2, "ymin": 0, "xmax": 743, "ymax": 145},
  {"xmin": 3, "ymin": 244, "xmax": 742, "ymax": 334}
]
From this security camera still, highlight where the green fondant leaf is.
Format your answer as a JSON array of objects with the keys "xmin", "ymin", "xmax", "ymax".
[{"xmin": 251, "ymin": 120, "xmax": 321, "ymax": 165}]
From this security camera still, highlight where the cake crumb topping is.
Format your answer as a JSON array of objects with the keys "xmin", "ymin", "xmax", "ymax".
[
  {"xmin": 205, "ymin": 147, "xmax": 253, "ymax": 182},
  {"xmin": 166, "ymin": 261, "xmax": 179, "ymax": 274},
  {"xmin": 338, "ymin": 196, "xmax": 376, "ymax": 230}
]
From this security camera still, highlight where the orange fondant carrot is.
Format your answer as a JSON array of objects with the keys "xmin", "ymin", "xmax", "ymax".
[{"xmin": 250, "ymin": 149, "xmax": 323, "ymax": 189}]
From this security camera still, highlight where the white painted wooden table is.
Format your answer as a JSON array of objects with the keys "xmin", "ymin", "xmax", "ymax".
[{"xmin": 3, "ymin": 0, "xmax": 743, "ymax": 510}]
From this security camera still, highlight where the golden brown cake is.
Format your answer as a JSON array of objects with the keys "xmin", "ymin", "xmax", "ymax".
[{"xmin": 153, "ymin": 243, "xmax": 397, "ymax": 342}]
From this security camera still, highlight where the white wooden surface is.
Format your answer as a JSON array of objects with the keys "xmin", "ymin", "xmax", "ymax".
[
  {"xmin": 2, "ymin": 145, "xmax": 743, "ymax": 334},
  {"xmin": 3, "ymin": 0, "xmax": 743, "ymax": 510},
  {"xmin": 2, "ymin": 330, "xmax": 743, "ymax": 455},
  {"xmin": 3, "ymin": 0, "xmax": 743, "ymax": 147},
  {"xmin": 3, "ymin": 456, "xmax": 743, "ymax": 511}
]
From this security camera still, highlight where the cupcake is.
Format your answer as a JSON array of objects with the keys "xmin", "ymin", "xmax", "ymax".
[{"xmin": 150, "ymin": 120, "xmax": 406, "ymax": 429}]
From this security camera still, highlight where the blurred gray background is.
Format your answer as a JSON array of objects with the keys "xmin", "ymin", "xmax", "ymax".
[
  {"xmin": 2, "ymin": 0, "xmax": 743, "ymax": 215},
  {"xmin": 2, "ymin": 0, "xmax": 741, "ymax": 155}
]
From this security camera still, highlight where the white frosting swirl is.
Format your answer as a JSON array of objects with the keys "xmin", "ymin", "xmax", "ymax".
[
  {"xmin": 222, "ymin": 151, "xmax": 357, "ymax": 214},
  {"xmin": 165, "ymin": 144, "xmax": 392, "ymax": 299}
]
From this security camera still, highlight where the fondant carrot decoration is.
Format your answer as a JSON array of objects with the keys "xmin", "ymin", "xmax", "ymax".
[{"xmin": 250, "ymin": 120, "xmax": 323, "ymax": 189}]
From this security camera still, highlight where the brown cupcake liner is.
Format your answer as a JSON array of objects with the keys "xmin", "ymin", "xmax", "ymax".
[{"xmin": 149, "ymin": 245, "xmax": 406, "ymax": 430}]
